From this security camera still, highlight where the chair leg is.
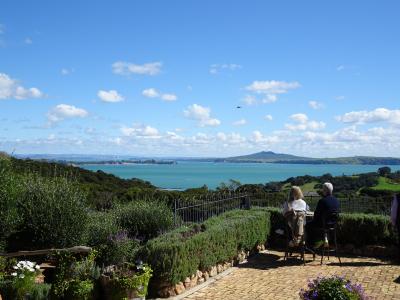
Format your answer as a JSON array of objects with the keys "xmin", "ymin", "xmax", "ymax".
[
  {"xmin": 321, "ymin": 243, "xmax": 325, "ymax": 265},
  {"xmin": 334, "ymin": 230, "xmax": 342, "ymax": 266}
]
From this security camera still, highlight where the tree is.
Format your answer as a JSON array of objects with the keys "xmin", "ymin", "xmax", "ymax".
[{"xmin": 378, "ymin": 166, "xmax": 391, "ymax": 177}]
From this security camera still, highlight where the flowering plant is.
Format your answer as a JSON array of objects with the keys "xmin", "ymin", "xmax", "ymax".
[
  {"xmin": 300, "ymin": 275, "xmax": 369, "ymax": 300},
  {"xmin": 10, "ymin": 260, "xmax": 41, "ymax": 299}
]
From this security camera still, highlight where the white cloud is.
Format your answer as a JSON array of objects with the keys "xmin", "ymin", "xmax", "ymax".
[
  {"xmin": 184, "ymin": 104, "xmax": 221, "ymax": 127},
  {"xmin": 24, "ymin": 38, "xmax": 32, "ymax": 44},
  {"xmin": 233, "ymin": 119, "xmax": 247, "ymax": 126},
  {"xmin": 336, "ymin": 108, "xmax": 400, "ymax": 125},
  {"xmin": 245, "ymin": 80, "xmax": 300, "ymax": 104},
  {"xmin": 121, "ymin": 124, "xmax": 161, "ymax": 138},
  {"xmin": 142, "ymin": 88, "xmax": 159, "ymax": 98},
  {"xmin": 242, "ymin": 95, "xmax": 257, "ymax": 106},
  {"xmin": 309, "ymin": 100, "xmax": 324, "ymax": 110},
  {"xmin": 161, "ymin": 93, "xmax": 177, "ymax": 101},
  {"xmin": 336, "ymin": 65, "xmax": 345, "ymax": 71},
  {"xmin": 209, "ymin": 63, "xmax": 242, "ymax": 74},
  {"xmin": 112, "ymin": 61, "xmax": 162, "ymax": 76},
  {"xmin": 61, "ymin": 68, "xmax": 74, "ymax": 75},
  {"xmin": 0, "ymin": 73, "xmax": 43, "ymax": 100},
  {"xmin": 290, "ymin": 113, "xmax": 308, "ymax": 123},
  {"xmin": 285, "ymin": 113, "xmax": 326, "ymax": 131},
  {"xmin": 142, "ymin": 88, "xmax": 177, "ymax": 102},
  {"xmin": 246, "ymin": 80, "xmax": 301, "ymax": 94},
  {"xmin": 264, "ymin": 114, "xmax": 273, "ymax": 121},
  {"xmin": 47, "ymin": 104, "xmax": 88, "ymax": 124},
  {"xmin": 97, "ymin": 90, "xmax": 124, "ymax": 103}
]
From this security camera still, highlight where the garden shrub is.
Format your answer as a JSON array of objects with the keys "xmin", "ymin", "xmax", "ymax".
[
  {"xmin": 139, "ymin": 208, "xmax": 270, "ymax": 285},
  {"xmin": 0, "ymin": 157, "xmax": 22, "ymax": 245},
  {"xmin": 83, "ymin": 212, "xmax": 139, "ymax": 266},
  {"xmin": 115, "ymin": 200, "xmax": 174, "ymax": 241},
  {"xmin": 8, "ymin": 175, "xmax": 87, "ymax": 251}
]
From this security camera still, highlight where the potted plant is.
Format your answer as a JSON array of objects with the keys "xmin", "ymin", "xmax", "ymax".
[
  {"xmin": 100, "ymin": 261, "xmax": 152, "ymax": 300},
  {"xmin": 300, "ymin": 275, "xmax": 369, "ymax": 300}
]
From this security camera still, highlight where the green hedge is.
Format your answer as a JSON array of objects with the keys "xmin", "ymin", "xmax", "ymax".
[
  {"xmin": 265, "ymin": 207, "xmax": 397, "ymax": 247},
  {"xmin": 139, "ymin": 208, "xmax": 270, "ymax": 285}
]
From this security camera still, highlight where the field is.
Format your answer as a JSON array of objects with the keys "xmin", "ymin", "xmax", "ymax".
[{"xmin": 371, "ymin": 177, "xmax": 400, "ymax": 192}]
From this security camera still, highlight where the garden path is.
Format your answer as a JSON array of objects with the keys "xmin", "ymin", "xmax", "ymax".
[{"xmin": 183, "ymin": 250, "xmax": 400, "ymax": 300}]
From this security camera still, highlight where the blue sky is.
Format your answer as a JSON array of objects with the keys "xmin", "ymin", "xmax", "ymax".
[{"xmin": 1, "ymin": 0, "xmax": 400, "ymax": 157}]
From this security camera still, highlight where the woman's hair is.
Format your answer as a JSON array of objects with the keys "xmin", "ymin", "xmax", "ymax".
[{"xmin": 290, "ymin": 186, "xmax": 304, "ymax": 201}]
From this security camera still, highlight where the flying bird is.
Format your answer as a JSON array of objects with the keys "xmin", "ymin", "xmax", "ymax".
[{"xmin": 236, "ymin": 106, "xmax": 242, "ymax": 109}]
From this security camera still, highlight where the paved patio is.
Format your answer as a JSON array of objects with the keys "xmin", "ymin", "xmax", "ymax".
[{"xmin": 184, "ymin": 250, "xmax": 400, "ymax": 300}]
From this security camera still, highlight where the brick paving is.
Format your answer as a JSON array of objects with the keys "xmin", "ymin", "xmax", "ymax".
[{"xmin": 184, "ymin": 250, "xmax": 400, "ymax": 300}]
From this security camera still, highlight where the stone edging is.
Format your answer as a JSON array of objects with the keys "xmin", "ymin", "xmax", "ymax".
[{"xmin": 155, "ymin": 244, "xmax": 266, "ymax": 298}]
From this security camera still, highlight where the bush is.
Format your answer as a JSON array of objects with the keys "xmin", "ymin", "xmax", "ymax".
[
  {"xmin": 115, "ymin": 200, "xmax": 174, "ymax": 241},
  {"xmin": 8, "ymin": 175, "xmax": 88, "ymax": 251},
  {"xmin": 265, "ymin": 207, "xmax": 397, "ymax": 247},
  {"xmin": 0, "ymin": 157, "xmax": 22, "ymax": 244},
  {"xmin": 83, "ymin": 211, "xmax": 139, "ymax": 266},
  {"xmin": 139, "ymin": 208, "xmax": 270, "ymax": 285}
]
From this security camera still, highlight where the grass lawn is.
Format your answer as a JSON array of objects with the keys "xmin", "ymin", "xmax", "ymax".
[{"xmin": 371, "ymin": 176, "xmax": 400, "ymax": 192}]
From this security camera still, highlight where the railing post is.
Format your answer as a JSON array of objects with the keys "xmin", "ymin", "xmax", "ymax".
[{"xmin": 174, "ymin": 198, "xmax": 177, "ymax": 227}]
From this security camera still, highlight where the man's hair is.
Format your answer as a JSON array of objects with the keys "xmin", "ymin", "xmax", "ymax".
[{"xmin": 323, "ymin": 182, "xmax": 333, "ymax": 195}]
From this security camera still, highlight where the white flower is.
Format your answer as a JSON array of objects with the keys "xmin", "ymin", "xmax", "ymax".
[
  {"xmin": 11, "ymin": 272, "xmax": 17, "ymax": 276},
  {"xmin": 35, "ymin": 265, "xmax": 40, "ymax": 270},
  {"xmin": 13, "ymin": 266, "xmax": 18, "ymax": 270},
  {"xmin": 19, "ymin": 274, "xmax": 25, "ymax": 279}
]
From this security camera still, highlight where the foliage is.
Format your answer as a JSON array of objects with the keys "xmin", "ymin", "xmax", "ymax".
[
  {"xmin": 9, "ymin": 157, "xmax": 156, "ymax": 209},
  {"xmin": 378, "ymin": 166, "xmax": 391, "ymax": 177},
  {"xmin": 300, "ymin": 275, "xmax": 369, "ymax": 300},
  {"xmin": 8, "ymin": 175, "xmax": 88, "ymax": 251},
  {"xmin": 27, "ymin": 283, "xmax": 51, "ymax": 300},
  {"xmin": 0, "ymin": 157, "xmax": 22, "ymax": 244},
  {"xmin": 50, "ymin": 251, "xmax": 100, "ymax": 299},
  {"xmin": 115, "ymin": 200, "xmax": 174, "ymax": 241},
  {"xmin": 83, "ymin": 211, "xmax": 139, "ymax": 266},
  {"xmin": 101, "ymin": 262, "xmax": 153, "ymax": 299},
  {"xmin": 266, "ymin": 208, "xmax": 397, "ymax": 247},
  {"xmin": 139, "ymin": 209, "xmax": 270, "ymax": 285}
]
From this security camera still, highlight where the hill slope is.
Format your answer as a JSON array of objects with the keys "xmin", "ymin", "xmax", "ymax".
[{"xmin": 218, "ymin": 151, "xmax": 400, "ymax": 165}]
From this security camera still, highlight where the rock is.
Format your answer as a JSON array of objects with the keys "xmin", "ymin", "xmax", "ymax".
[
  {"xmin": 203, "ymin": 271, "xmax": 209, "ymax": 281},
  {"xmin": 159, "ymin": 286, "xmax": 176, "ymax": 298},
  {"xmin": 174, "ymin": 282, "xmax": 185, "ymax": 295},
  {"xmin": 209, "ymin": 266, "xmax": 218, "ymax": 277},
  {"xmin": 35, "ymin": 274, "xmax": 45, "ymax": 284},
  {"xmin": 198, "ymin": 277, "xmax": 205, "ymax": 284},
  {"xmin": 190, "ymin": 274, "xmax": 198, "ymax": 286},
  {"xmin": 184, "ymin": 277, "xmax": 191, "ymax": 289},
  {"xmin": 217, "ymin": 264, "xmax": 223, "ymax": 273},
  {"xmin": 196, "ymin": 270, "xmax": 203, "ymax": 279},
  {"xmin": 261, "ymin": 244, "xmax": 266, "ymax": 251}
]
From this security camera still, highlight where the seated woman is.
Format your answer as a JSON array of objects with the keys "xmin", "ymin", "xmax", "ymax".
[{"xmin": 282, "ymin": 186, "xmax": 308, "ymax": 247}]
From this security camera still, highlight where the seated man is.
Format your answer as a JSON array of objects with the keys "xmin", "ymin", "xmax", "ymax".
[{"xmin": 306, "ymin": 182, "xmax": 340, "ymax": 247}]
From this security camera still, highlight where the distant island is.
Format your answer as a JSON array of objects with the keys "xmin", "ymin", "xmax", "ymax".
[
  {"xmin": 13, "ymin": 151, "xmax": 400, "ymax": 165},
  {"xmin": 215, "ymin": 151, "xmax": 400, "ymax": 165}
]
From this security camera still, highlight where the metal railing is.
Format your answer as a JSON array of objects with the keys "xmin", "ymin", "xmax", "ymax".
[
  {"xmin": 173, "ymin": 192, "xmax": 250, "ymax": 227},
  {"xmin": 173, "ymin": 192, "xmax": 393, "ymax": 227}
]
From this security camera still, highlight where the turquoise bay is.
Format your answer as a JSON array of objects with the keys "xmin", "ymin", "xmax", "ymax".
[{"xmin": 81, "ymin": 162, "xmax": 400, "ymax": 190}]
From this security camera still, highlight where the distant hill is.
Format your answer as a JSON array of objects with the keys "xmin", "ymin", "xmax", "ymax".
[{"xmin": 216, "ymin": 151, "xmax": 400, "ymax": 165}]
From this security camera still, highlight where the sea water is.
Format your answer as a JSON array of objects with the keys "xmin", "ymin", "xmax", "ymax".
[{"xmin": 81, "ymin": 162, "xmax": 400, "ymax": 190}]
